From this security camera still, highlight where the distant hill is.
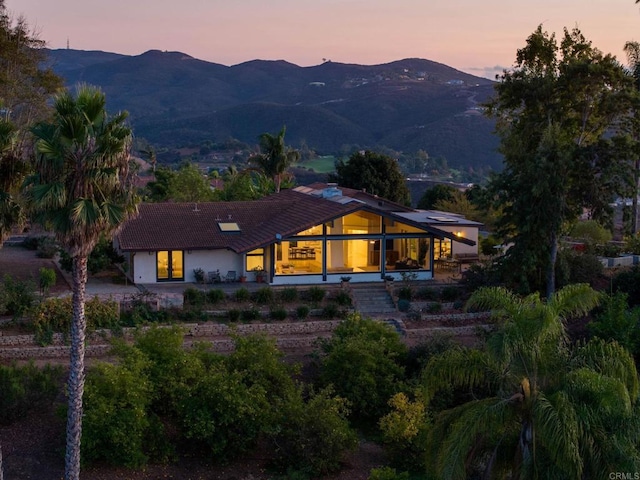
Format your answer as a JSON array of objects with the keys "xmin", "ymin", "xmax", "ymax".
[{"xmin": 45, "ymin": 49, "xmax": 502, "ymax": 170}]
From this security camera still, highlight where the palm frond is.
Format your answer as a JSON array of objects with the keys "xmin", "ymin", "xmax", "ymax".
[
  {"xmin": 421, "ymin": 347, "xmax": 494, "ymax": 404},
  {"xmin": 548, "ymin": 283, "xmax": 601, "ymax": 320}
]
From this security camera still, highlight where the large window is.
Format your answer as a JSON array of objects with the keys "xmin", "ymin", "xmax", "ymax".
[
  {"xmin": 245, "ymin": 248, "xmax": 264, "ymax": 272},
  {"xmin": 157, "ymin": 250, "xmax": 183, "ymax": 281},
  {"xmin": 386, "ymin": 238, "xmax": 431, "ymax": 271},
  {"xmin": 326, "ymin": 239, "xmax": 381, "ymax": 273},
  {"xmin": 275, "ymin": 240, "xmax": 322, "ymax": 275},
  {"xmin": 327, "ymin": 211, "xmax": 382, "ymax": 235}
]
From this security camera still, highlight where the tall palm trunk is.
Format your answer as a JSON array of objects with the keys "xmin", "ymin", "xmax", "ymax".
[
  {"xmin": 633, "ymin": 157, "xmax": 639, "ymax": 235},
  {"xmin": 0, "ymin": 441, "xmax": 4, "ymax": 480},
  {"xmin": 65, "ymin": 255, "xmax": 88, "ymax": 480}
]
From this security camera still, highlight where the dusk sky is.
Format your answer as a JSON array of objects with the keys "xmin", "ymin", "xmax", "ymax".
[{"xmin": 10, "ymin": 0, "xmax": 640, "ymax": 79}]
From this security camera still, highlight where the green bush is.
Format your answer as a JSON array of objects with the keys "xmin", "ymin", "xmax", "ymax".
[
  {"xmin": 588, "ymin": 292, "xmax": 640, "ymax": 355},
  {"xmin": 334, "ymin": 290, "xmax": 352, "ymax": 306},
  {"xmin": 270, "ymin": 307, "xmax": 288, "ymax": 321},
  {"xmin": 440, "ymin": 286, "xmax": 460, "ymax": 302},
  {"xmin": 205, "ymin": 288, "xmax": 225, "ymax": 304},
  {"xmin": 416, "ymin": 286, "xmax": 438, "ymax": 301},
  {"xmin": 241, "ymin": 308, "xmax": 261, "ymax": 322},
  {"xmin": 38, "ymin": 267, "xmax": 56, "ymax": 296},
  {"xmin": 36, "ymin": 236, "xmax": 58, "ymax": 259},
  {"xmin": 397, "ymin": 286, "xmax": 412, "ymax": 301},
  {"xmin": 612, "ymin": 265, "xmax": 640, "ymax": 307},
  {"xmin": 426, "ymin": 302, "xmax": 442, "ymax": 314},
  {"xmin": 319, "ymin": 313, "xmax": 407, "ymax": 421},
  {"xmin": 255, "ymin": 287, "xmax": 274, "ymax": 305},
  {"xmin": 397, "ymin": 299, "xmax": 411, "ymax": 312},
  {"xmin": 83, "ymin": 350, "xmax": 155, "ymax": 467},
  {"xmin": 59, "ymin": 236, "xmax": 125, "ymax": 274},
  {"xmin": 0, "ymin": 275, "xmax": 35, "ymax": 319},
  {"xmin": 368, "ymin": 467, "xmax": 410, "ymax": 480},
  {"xmin": 32, "ymin": 296, "xmax": 119, "ymax": 344},
  {"xmin": 269, "ymin": 387, "xmax": 358, "ymax": 477},
  {"xmin": 322, "ymin": 303, "xmax": 340, "ymax": 319},
  {"xmin": 306, "ymin": 286, "xmax": 326, "ymax": 303},
  {"xmin": 379, "ymin": 393, "xmax": 430, "ymax": 471},
  {"xmin": 625, "ymin": 233, "xmax": 640, "ymax": 255},
  {"xmin": 227, "ymin": 309, "xmax": 241, "ymax": 322},
  {"xmin": 234, "ymin": 287, "xmax": 250, "ymax": 302},
  {"xmin": 183, "ymin": 287, "xmax": 205, "ymax": 308},
  {"xmin": 0, "ymin": 362, "xmax": 63, "ymax": 425},
  {"xmin": 279, "ymin": 287, "xmax": 298, "ymax": 303},
  {"xmin": 296, "ymin": 305, "xmax": 310, "ymax": 320}
]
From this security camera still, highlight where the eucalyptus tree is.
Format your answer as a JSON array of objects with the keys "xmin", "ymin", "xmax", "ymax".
[
  {"xmin": 248, "ymin": 126, "xmax": 300, "ymax": 193},
  {"xmin": 422, "ymin": 284, "xmax": 640, "ymax": 479},
  {"xmin": 0, "ymin": 0, "xmax": 62, "ymax": 246},
  {"xmin": 486, "ymin": 26, "xmax": 639, "ymax": 296},
  {"xmin": 623, "ymin": 40, "xmax": 640, "ymax": 235},
  {"xmin": 26, "ymin": 85, "xmax": 138, "ymax": 480}
]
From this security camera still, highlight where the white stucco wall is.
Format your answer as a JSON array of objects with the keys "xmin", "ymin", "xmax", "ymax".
[{"xmin": 131, "ymin": 249, "xmax": 243, "ymax": 284}]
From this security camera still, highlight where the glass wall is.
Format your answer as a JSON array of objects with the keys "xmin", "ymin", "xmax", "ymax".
[
  {"xmin": 275, "ymin": 240, "xmax": 323, "ymax": 275},
  {"xmin": 326, "ymin": 239, "xmax": 381, "ymax": 274},
  {"xmin": 385, "ymin": 238, "xmax": 430, "ymax": 271}
]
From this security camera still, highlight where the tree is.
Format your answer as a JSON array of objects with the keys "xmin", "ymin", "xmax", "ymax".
[
  {"xmin": 623, "ymin": 40, "xmax": 640, "ymax": 234},
  {"xmin": 422, "ymin": 284, "xmax": 640, "ymax": 479},
  {"xmin": 319, "ymin": 313, "xmax": 407, "ymax": 422},
  {"xmin": 248, "ymin": 126, "xmax": 300, "ymax": 193},
  {"xmin": 486, "ymin": 26, "xmax": 639, "ymax": 297},
  {"xmin": 26, "ymin": 84, "xmax": 138, "ymax": 480},
  {"xmin": 331, "ymin": 150, "xmax": 411, "ymax": 206},
  {"xmin": 0, "ymin": 1, "xmax": 63, "ymax": 246},
  {"xmin": 416, "ymin": 184, "xmax": 457, "ymax": 210},
  {"xmin": 169, "ymin": 162, "xmax": 214, "ymax": 202}
]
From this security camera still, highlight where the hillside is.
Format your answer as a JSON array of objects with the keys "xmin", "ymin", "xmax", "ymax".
[{"xmin": 46, "ymin": 49, "xmax": 502, "ymax": 170}]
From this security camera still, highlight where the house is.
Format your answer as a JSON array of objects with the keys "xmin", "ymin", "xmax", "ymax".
[{"xmin": 115, "ymin": 184, "xmax": 479, "ymax": 285}]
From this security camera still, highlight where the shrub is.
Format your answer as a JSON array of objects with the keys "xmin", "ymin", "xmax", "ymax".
[
  {"xmin": 322, "ymin": 303, "xmax": 340, "ymax": 319},
  {"xmin": 0, "ymin": 362, "xmax": 64, "ymax": 425},
  {"xmin": 588, "ymin": 292, "xmax": 640, "ymax": 355},
  {"xmin": 234, "ymin": 287, "xmax": 250, "ymax": 302},
  {"xmin": 0, "ymin": 275, "xmax": 35, "ymax": 319},
  {"xmin": 426, "ymin": 302, "xmax": 442, "ymax": 314},
  {"xmin": 205, "ymin": 288, "xmax": 225, "ymax": 304},
  {"xmin": 227, "ymin": 309, "xmax": 241, "ymax": 322},
  {"xmin": 241, "ymin": 308, "xmax": 261, "ymax": 322},
  {"xmin": 397, "ymin": 299, "xmax": 411, "ymax": 312},
  {"xmin": 379, "ymin": 393, "xmax": 430, "ymax": 471},
  {"xmin": 440, "ymin": 286, "xmax": 460, "ymax": 302},
  {"xmin": 38, "ymin": 267, "xmax": 56, "ymax": 297},
  {"xmin": 36, "ymin": 236, "xmax": 58, "ymax": 258},
  {"xmin": 333, "ymin": 290, "xmax": 352, "ymax": 306},
  {"xmin": 193, "ymin": 268, "xmax": 205, "ymax": 284},
  {"xmin": 269, "ymin": 387, "xmax": 358, "ymax": 477},
  {"xmin": 296, "ymin": 305, "xmax": 310, "ymax": 320},
  {"xmin": 279, "ymin": 287, "xmax": 298, "ymax": 303},
  {"xmin": 416, "ymin": 286, "xmax": 438, "ymax": 301},
  {"xmin": 612, "ymin": 265, "xmax": 640, "ymax": 307},
  {"xmin": 319, "ymin": 313, "xmax": 407, "ymax": 422},
  {"xmin": 270, "ymin": 307, "xmax": 288, "ymax": 321},
  {"xmin": 183, "ymin": 287, "xmax": 205, "ymax": 308},
  {"xmin": 255, "ymin": 287, "xmax": 274, "ymax": 305},
  {"xmin": 306, "ymin": 286, "xmax": 326, "ymax": 303},
  {"xmin": 625, "ymin": 233, "xmax": 640, "ymax": 255},
  {"xmin": 32, "ymin": 296, "xmax": 120, "ymax": 344},
  {"xmin": 83, "ymin": 351, "xmax": 155, "ymax": 468},
  {"xmin": 397, "ymin": 286, "xmax": 412, "ymax": 301},
  {"xmin": 368, "ymin": 467, "xmax": 410, "ymax": 480}
]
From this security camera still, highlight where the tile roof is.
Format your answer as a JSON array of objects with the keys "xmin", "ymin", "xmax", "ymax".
[{"xmin": 117, "ymin": 189, "xmax": 360, "ymax": 253}]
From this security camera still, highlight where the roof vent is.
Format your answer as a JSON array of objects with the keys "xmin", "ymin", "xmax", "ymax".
[
  {"xmin": 193, "ymin": 203, "xmax": 199, "ymax": 212},
  {"xmin": 322, "ymin": 183, "xmax": 342, "ymax": 198},
  {"xmin": 228, "ymin": 214, "xmax": 232, "ymax": 220}
]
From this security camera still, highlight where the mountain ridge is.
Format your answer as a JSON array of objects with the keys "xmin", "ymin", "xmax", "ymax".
[{"xmin": 45, "ymin": 48, "xmax": 502, "ymax": 170}]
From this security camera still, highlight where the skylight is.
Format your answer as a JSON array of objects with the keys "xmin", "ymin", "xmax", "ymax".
[
  {"xmin": 218, "ymin": 222, "xmax": 240, "ymax": 232},
  {"xmin": 427, "ymin": 216, "xmax": 457, "ymax": 223}
]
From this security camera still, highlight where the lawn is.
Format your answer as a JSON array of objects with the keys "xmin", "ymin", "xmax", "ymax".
[{"xmin": 295, "ymin": 155, "xmax": 337, "ymax": 173}]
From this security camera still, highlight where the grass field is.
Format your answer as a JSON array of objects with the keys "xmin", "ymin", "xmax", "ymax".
[{"xmin": 295, "ymin": 155, "xmax": 336, "ymax": 173}]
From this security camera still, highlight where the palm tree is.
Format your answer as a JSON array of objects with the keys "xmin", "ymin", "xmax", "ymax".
[
  {"xmin": 139, "ymin": 146, "xmax": 157, "ymax": 172},
  {"xmin": 26, "ymin": 84, "xmax": 138, "ymax": 480},
  {"xmin": 248, "ymin": 126, "xmax": 300, "ymax": 193},
  {"xmin": 422, "ymin": 284, "xmax": 640, "ymax": 479}
]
